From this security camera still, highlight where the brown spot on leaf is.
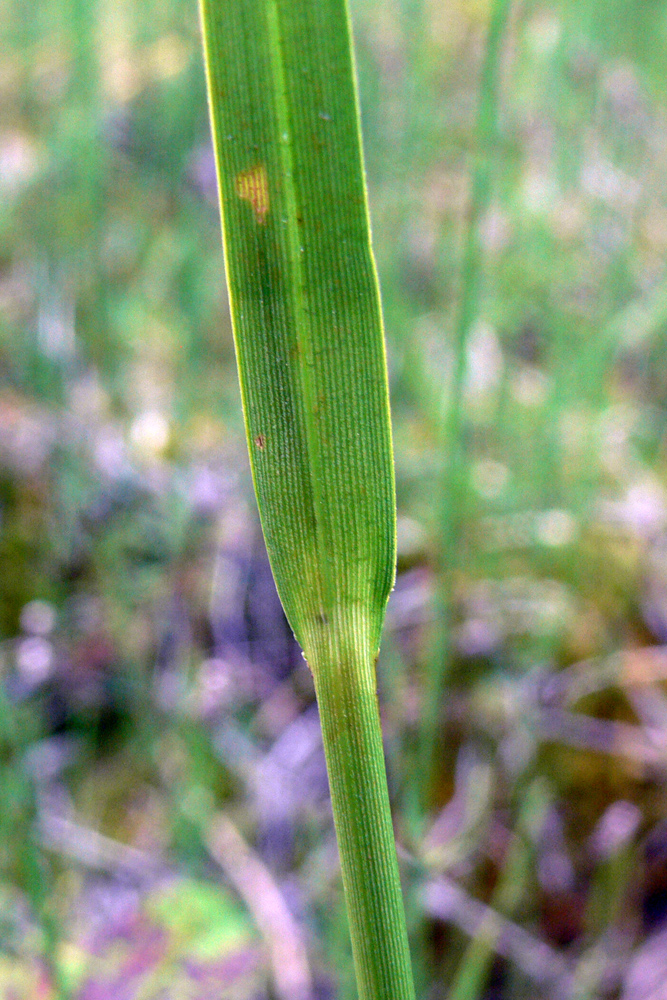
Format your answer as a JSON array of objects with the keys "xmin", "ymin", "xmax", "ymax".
[
  {"xmin": 236, "ymin": 165, "xmax": 269, "ymax": 224},
  {"xmin": 254, "ymin": 434, "xmax": 266, "ymax": 450}
]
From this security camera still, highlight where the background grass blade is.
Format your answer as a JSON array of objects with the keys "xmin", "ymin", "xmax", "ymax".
[
  {"xmin": 418, "ymin": 0, "xmax": 512, "ymax": 810},
  {"xmin": 198, "ymin": 2, "xmax": 415, "ymax": 998}
]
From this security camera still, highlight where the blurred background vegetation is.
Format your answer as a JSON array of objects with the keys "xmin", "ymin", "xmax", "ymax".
[{"xmin": 3, "ymin": 0, "xmax": 667, "ymax": 997}]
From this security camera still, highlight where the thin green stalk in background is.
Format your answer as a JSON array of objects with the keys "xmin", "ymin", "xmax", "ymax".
[
  {"xmin": 448, "ymin": 779, "xmax": 549, "ymax": 1000},
  {"xmin": 418, "ymin": 0, "xmax": 512, "ymax": 811},
  {"xmin": 569, "ymin": 801, "xmax": 640, "ymax": 1000},
  {"xmin": 0, "ymin": 688, "xmax": 69, "ymax": 1000},
  {"xmin": 198, "ymin": 2, "xmax": 415, "ymax": 998}
]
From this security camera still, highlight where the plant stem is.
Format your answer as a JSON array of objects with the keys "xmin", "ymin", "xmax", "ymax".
[{"xmin": 313, "ymin": 644, "xmax": 416, "ymax": 1000}]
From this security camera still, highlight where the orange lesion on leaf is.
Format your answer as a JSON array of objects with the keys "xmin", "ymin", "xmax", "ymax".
[{"xmin": 235, "ymin": 165, "xmax": 269, "ymax": 224}]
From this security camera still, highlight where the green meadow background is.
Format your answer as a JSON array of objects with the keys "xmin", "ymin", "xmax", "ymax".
[{"xmin": 2, "ymin": 0, "xmax": 667, "ymax": 997}]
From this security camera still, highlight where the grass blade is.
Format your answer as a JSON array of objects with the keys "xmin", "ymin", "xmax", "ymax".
[
  {"xmin": 198, "ymin": 2, "xmax": 415, "ymax": 997},
  {"xmin": 198, "ymin": 0, "xmax": 394, "ymax": 656}
]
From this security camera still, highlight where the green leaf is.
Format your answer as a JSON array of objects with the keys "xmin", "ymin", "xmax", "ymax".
[{"xmin": 198, "ymin": 0, "xmax": 395, "ymax": 671}]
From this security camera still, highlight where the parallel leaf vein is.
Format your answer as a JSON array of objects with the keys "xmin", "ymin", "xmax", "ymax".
[{"xmin": 266, "ymin": 0, "xmax": 330, "ymax": 624}]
